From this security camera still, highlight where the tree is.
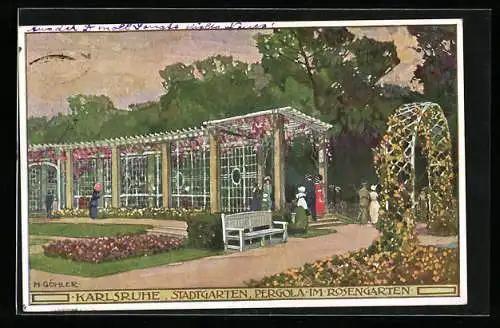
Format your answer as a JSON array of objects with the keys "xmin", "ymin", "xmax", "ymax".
[
  {"xmin": 407, "ymin": 25, "xmax": 457, "ymax": 121},
  {"xmin": 27, "ymin": 116, "xmax": 49, "ymax": 144},
  {"xmin": 255, "ymin": 27, "xmax": 401, "ymax": 132},
  {"xmin": 407, "ymin": 25, "xmax": 459, "ymax": 191},
  {"xmin": 158, "ymin": 56, "xmax": 274, "ymax": 129},
  {"xmin": 64, "ymin": 94, "xmax": 118, "ymax": 141},
  {"xmin": 27, "ymin": 95, "xmax": 121, "ymax": 144}
]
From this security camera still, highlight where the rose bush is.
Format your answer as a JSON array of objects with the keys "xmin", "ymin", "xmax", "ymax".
[
  {"xmin": 43, "ymin": 234, "xmax": 186, "ymax": 263},
  {"xmin": 31, "ymin": 207, "xmax": 206, "ymax": 220},
  {"xmin": 245, "ymin": 238, "xmax": 458, "ymax": 287}
]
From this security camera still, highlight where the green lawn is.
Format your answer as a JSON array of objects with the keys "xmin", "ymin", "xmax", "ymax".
[
  {"xmin": 30, "ymin": 248, "xmax": 220, "ymax": 277},
  {"xmin": 29, "ymin": 223, "xmax": 153, "ymax": 238},
  {"xmin": 29, "ymin": 238, "xmax": 53, "ymax": 246},
  {"xmin": 291, "ymin": 228, "xmax": 337, "ymax": 239}
]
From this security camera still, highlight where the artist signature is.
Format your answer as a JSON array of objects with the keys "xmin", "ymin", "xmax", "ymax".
[{"xmin": 33, "ymin": 280, "xmax": 80, "ymax": 288}]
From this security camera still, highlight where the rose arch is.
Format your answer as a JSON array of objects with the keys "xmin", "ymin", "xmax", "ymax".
[{"xmin": 373, "ymin": 102, "xmax": 458, "ymax": 249}]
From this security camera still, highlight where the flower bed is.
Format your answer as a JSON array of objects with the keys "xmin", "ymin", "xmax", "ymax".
[
  {"xmin": 245, "ymin": 239, "xmax": 458, "ymax": 287},
  {"xmin": 31, "ymin": 207, "xmax": 206, "ymax": 220},
  {"xmin": 43, "ymin": 234, "xmax": 186, "ymax": 264}
]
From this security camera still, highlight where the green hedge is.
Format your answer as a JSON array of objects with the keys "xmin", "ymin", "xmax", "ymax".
[
  {"xmin": 272, "ymin": 208, "xmax": 292, "ymax": 224},
  {"xmin": 273, "ymin": 207, "xmax": 309, "ymax": 235},
  {"xmin": 186, "ymin": 213, "xmax": 224, "ymax": 250},
  {"xmin": 289, "ymin": 207, "xmax": 309, "ymax": 234}
]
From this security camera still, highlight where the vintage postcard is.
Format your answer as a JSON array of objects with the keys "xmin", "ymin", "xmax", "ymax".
[{"xmin": 18, "ymin": 18, "xmax": 467, "ymax": 312}]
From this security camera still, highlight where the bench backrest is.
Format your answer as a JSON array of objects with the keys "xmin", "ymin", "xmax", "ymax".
[{"xmin": 222, "ymin": 211, "xmax": 273, "ymax": 230}]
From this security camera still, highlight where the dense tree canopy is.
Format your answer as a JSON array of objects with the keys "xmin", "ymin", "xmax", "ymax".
[{"xmin": 407, "ymin": 25, "xmax": 458, "ymax": 150}]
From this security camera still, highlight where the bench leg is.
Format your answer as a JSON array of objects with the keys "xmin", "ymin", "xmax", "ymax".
[{"xmin": 239, "ymin": 231, "xmax": 243, "ymax": 252}]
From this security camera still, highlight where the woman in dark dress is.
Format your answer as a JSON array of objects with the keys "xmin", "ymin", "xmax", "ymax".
[
  {"xmin": 250, "ymin": 182, "xmax": 262, "ymax": 211},
  {"xmin": 89, "ymin": 183, "xmax": 101, "ymax": 220}
]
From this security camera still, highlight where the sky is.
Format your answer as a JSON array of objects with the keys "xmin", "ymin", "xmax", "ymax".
[{"xmin": 25, "ymin": 26, "xmax": 424, "ymax": 118}]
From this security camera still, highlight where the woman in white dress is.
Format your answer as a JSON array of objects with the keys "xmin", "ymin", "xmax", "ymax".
[
  {"xmin": 369, "ymin": 185, "xmax": 380, "ymax": 224},
  {"xmin": 296, "ymin": 186, "xmax": 308, "ymax": 212}
]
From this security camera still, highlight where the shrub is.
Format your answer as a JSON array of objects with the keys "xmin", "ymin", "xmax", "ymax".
[
  {"xmin": 43, "ymin": 234, "xmax": 185, "ymax": 264},
  {"xmin": 272, "ymin": 207, "xmax": 292, "ymax": 223},
  {"xmin": 289, "ymin": 207, "xmax": 309, "ymax": 234},
  {"xmin": 245, "ymin": 239, "xmax": 459, "ymax": 287},
  {"xmin": 186, "ymin": 213, "xmax": 223, "ymax": 250},
  {"xmin": 427, "ymin": 197, "xmax": 459, "ymax": 236}
]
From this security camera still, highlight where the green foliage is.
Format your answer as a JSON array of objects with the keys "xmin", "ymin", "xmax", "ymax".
[
  {"xmin": 290, "ymin": 207, "xmax": 309, "ymax": 233},
  {"xmin": 272, "ymin": 208, "xmax": 292, "ymax": 224},
  {"xmin": 27, "ymin": 94, "xmax": 119, "ymax": 144},
  {"xmin": 255, "ymin": 27, "xmax": 401, "ymax": 134},
  {"xmin": 186, "ymin": 213, "xmax": 224, "ymax": 250}
]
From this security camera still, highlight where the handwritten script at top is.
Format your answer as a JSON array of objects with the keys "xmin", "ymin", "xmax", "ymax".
[{"xmin": 27, "ymin": 22, "xmax": 272, "ymax": 33}]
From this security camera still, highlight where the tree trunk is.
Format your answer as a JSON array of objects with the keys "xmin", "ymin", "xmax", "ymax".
[{"xmin": 294, "ymin": 31, "xmax": 321, "ymax": 113}]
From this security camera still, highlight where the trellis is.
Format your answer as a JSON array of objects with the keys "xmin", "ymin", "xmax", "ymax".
[
  {"xmin": 27, "ymin": 107, "xmax": 333, "ymax": 214},
  {"xmin": 373, "ymin": 102, "xmax": 456, "ymax": 234},
  {"xmin": 27, "ymin": 160, "xmax": 62, "ymax": 213},
  {"xmin": 73, "ymin": 156, "xmax": 113, "ymax": 209},
  {"xmin": 219, "ymin": 144, "xmax": 258, "ymax": 213},
  {"xmin": 170, "ymin": 138, "xmax": 210, "ymax": 209}
]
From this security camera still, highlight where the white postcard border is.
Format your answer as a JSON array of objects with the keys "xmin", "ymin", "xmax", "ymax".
[{"xmin": 18, "ymin": 18, "xmax": 467, "ymax": 312}]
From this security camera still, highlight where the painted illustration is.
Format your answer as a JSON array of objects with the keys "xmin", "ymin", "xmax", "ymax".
[{"xmin": 19, "ymin": 20, "xmax": 465, "ymax": 311}]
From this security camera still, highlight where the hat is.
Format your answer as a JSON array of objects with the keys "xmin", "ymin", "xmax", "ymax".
[
  {"xmin": 298, "ymin": 186, "xmax": 306, "ymax": 193},
  {"xmin": 264, "ymin": 176, "xmax": 271, "ymax": 181},
  {"xmin": 371, "ymin": 185, "xmax": 377, "ymax": 191}
]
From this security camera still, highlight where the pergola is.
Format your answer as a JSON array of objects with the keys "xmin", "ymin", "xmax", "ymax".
[
  {"xmin": 27, "ymin": 107, "xmax": 332, "ymax": 214},
  {"xmin": 204, "ymin": 106, "xmax": 332, "ymax": 212}
]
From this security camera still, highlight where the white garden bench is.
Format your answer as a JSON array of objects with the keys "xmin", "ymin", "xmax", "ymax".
[{"xmin": 221, "ymin": 211, "xmax": 288, "ymax": 252}]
